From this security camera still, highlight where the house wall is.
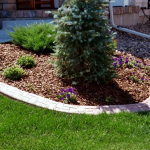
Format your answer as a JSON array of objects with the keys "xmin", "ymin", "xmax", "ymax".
[
  {"xmin": 0, "ymin": 0, "xmax": 65, "ymax": 19},
  {"xmin": 0, "ymin": 0, "xmax": 149, "ymax": 26},
  {"xmin": 0, "ymin": 0, "xmax": 16, "ymax": 11},
  {"xmin": 113, "ymin": 6, "xmax": 140, "ymax": 26},
  {"xmin": 134, "ymin": 0, "xmax": 147, "ymax": 7}
]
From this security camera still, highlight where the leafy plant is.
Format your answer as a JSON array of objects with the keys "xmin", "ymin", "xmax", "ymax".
[
  {"xmin": 17, "ymin": 55, "xmax": 35, "ymax": 69},
  {"xmin": 105, "ymin": 96, "xmax": 112, "ymax": 103},
  {"xmin": 8, "ymin": 23, "xmax": 56, "ymax": 53},
  {"xmin": 28, "ymin": 83, "xmax": 34, "ymax": 91},
  {"xmin": 127, "ymin": 72, "xmax": 148, "ymax": 84},
  {"xmin": 52, "ymin": 0, "xmax": 117, "ymax": 84},
  {"xmin": 3, "ymin": 65, "xmax": 25, "ymax": 80},
  {"xmin": 57, "ymin": 88, "xmax": 77, "ymax": 104}
]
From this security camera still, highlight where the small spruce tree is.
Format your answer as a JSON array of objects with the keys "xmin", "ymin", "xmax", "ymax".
[{"xmin": 53, "ymin": 0, "xmax": 116, "ymax": 83}]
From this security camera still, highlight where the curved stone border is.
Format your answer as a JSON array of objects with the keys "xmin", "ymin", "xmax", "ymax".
[{"xmin": 0, "ymin": 82, "xmax": 150, "ymax": 114}]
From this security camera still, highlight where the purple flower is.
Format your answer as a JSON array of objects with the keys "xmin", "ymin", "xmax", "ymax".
[
  {"xmin": 119, "ymin": 62, "xmax": 122, "ymax": 66},
  {"xmin": 125, "ymin": 57, "xmax": 129, "ymax": 64},
  {"xmin": 67, "ymin": 94, "xmax": 70, "ymax": 98},
  {"xmin": 135, "ymin": 63, "xmax": 138, "ymax": 66},
  {"xmin": 147, "ymin": 71, "xmax": 150, "ymax": 74},
  {"xmin": 61, "ymin": 97, "xmax": 64, "ymax": 101},
  {"xmin": 60, "ymin": 88, "xmax": 65, "ymax": 92},
  {"xmin": 113, "ymin": 57, "xmax": 118, "ymax": 61},
  {"xmin": 141, "ymin": 76, "xmax": 145, "ymax": 82},
  {"xmin": 126, "ymin": 77, "xmax": 129, "ymax": 80},
  {"xmin": 144, "ymin": 63, "xmax": 147, "ymax": 66},
  {"xmin": 113, "ymin": 62, "xmax": 117, "ymax": 67},
  {"xmin": 133, "ymin": 72, "xmax": 136, "ymax": 75}
]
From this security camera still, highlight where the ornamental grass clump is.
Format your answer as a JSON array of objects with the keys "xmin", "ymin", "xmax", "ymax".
[
  {"xmin": 52, "ymin": 0, "xmax": 117, "ymax": 84},
  {"xmin": 57, "ymin": 88, "xmax": 77, "ymax": 104}
]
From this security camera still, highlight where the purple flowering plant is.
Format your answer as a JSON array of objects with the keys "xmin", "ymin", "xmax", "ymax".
[
  {"xmin": 128, "ymin": 72, "xmax": 148, "ymax": 84},
  {"xmin": 112, "ymin": 56, "xmax": 143, "ymax": 68},
  {"xmin": 129, "ymin": 72, "xmax": 137, "ymax": 83},
  {"xmin": 57, "ymin": 87, "xmax": 77, "ymax": 104},
  {"xmin": 138, "ymin": 76, "xmax": 148, "ymax": 84},
  {"xmin": 113, "ymin": 56, "xmax": 123, "ymax": 68}
]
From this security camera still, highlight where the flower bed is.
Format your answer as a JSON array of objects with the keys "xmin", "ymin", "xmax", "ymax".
[{"xmin": 0, "ymin": 43, "xmax": 150, "ymax": 106}]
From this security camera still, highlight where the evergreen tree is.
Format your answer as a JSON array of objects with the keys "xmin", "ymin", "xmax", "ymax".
[{"xmin": 53, "ymin": 0, "xmax": 116, "ymax": 84}]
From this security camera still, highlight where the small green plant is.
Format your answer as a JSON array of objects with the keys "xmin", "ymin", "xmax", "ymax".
[
  {"xmin": 8, "ymin": 23, "xmax": 56, "ymax": 53},
  {"xmin": 57, "ymin": 88, "xmax": 77, "ymax": 104},
  {"xmin": 130, "ymin": 75, "xmax": 137, "ymax": 83},
  {"xmin": 28, "ymin": 83, "xmax": 34, "ymax": 91},
  {"xmin": 127, "ymin": 72, "xmax": 148, "ymax": 84},
  {"xmin": 105, "ymin": 96, "xmax": 112, "ymax": 103},
  {"xmin": 3, "ymin": 65, "xmax": 25, "ymax": 80},
  {"xmin": 17, "ymin": 55, "xmax": 35, "ymax": 69}
]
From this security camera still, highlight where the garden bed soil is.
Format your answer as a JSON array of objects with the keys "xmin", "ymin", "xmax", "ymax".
[{"xmin": 0, "ymin": 43, "xmax": 150, "ymax": 106}]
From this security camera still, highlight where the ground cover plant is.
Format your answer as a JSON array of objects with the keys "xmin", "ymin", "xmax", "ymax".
[
  {"xmin": 8, "ymin": 23, "xmax": 56, "ymax": 53},
  {"xmin": 0, "ymin": 94, "xmax": 150, "ymax": 150}
]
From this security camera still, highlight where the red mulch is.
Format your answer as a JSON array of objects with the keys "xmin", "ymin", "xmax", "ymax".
[{"xmin": 0, "ymin": 43, "xmax": 150, "ymax": 106}]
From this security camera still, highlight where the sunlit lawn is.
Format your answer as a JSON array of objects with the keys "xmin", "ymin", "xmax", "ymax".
[{"xmin": 0, "ymin": 94, "xmax": 150, "ymax": 150}]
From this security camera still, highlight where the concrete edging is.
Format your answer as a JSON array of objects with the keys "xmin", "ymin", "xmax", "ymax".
[{"xmin": 0, "ymin": 82, "xmax": 150, "ymax": 115}]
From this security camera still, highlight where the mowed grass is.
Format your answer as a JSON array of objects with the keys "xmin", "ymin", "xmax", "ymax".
[{"xmin": 0, "ymin": 94, "xmax": 150, "ymax": 150}]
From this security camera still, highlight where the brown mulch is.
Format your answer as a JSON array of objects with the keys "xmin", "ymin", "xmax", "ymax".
[{"xmin": 0, "ymin": 43, "xmax": 150, "ymax": 106}]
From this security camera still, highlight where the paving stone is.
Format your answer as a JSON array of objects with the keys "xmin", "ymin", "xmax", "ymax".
[
  {"xmin": 54, "ymin": 107, "xmax": 70, "ymax": 113},
  {"xmin": 34, "ymin": 101, "xmax": 49, "ymax": 108},
  {"xmin": 68, "ymin": 108, "xmax": 79, "ymax": 114},
  {"xmin": 55, "ymin": 103, "xmax": 64, "ymax": 108},
  {"xmin": 0, "ymin": 10, "xmax": 11, "ymax": 18},
  {"xmin": 48, "ymin": 103, "xmax": 57, "ymax": 110},
  {"xmin": 17, "ymin": 10, "xmax": 24, "ymax": 18},
  {"xmin": 20, "ymin": 96, "xmax": 30, "ymax": 103},
  {"xmin": 24, "ymin": 10, "xmax": 36, "ymax": 18},
  {"xmin": 64, "ymin": 104, "xmax": 78, "ymax": 109},
  {"xmin": 36, "ymin": 10, "xmax": 43, "ymax": 18}
]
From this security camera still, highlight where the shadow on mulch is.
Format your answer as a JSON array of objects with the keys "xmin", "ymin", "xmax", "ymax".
[{"xmin": 60, "ymin": 78, "xmax": 137, "ymax": 106}]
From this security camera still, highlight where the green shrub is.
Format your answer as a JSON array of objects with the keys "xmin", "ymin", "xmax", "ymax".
[
  {"xmin": 52, "ymin": 0, "xmax": 117, "ymax": 84},
  {"xmin": 8, "ymin": 23, "xmax": 56, "ymax": 53},
  {"xmin": 17, "ymin": 55, "xmax": 35, "ymax": 69},
  {"xmin": 3, "ymin": 65, "xmax": 25, "ymax": 80}
]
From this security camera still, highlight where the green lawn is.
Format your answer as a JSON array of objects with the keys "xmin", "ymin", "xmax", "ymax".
[{"xmin": 0, "ymin": 94, "xmax": 150, "ymax": 150}]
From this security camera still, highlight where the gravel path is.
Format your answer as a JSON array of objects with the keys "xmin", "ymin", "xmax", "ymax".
[{"xmin": 116, "ymin": 21, "xmax": 150, "ymax": 58}]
